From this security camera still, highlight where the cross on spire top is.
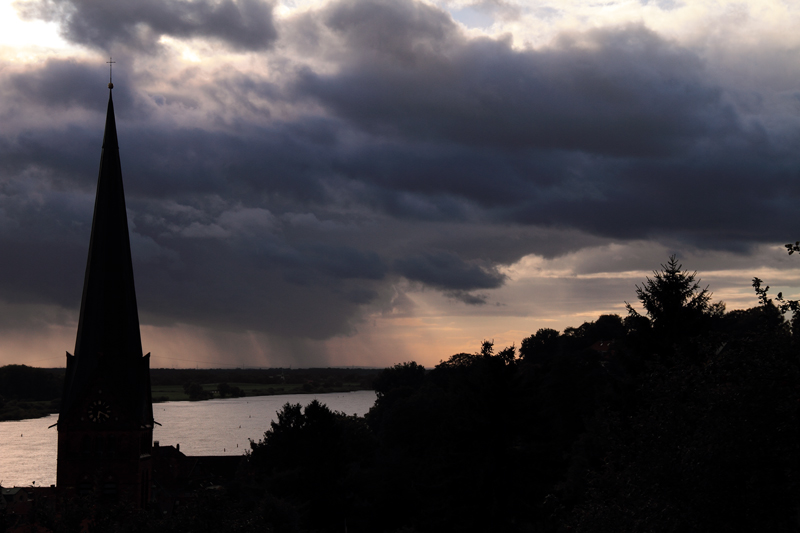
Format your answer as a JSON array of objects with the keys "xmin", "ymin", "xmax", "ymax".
[{"xmin": 107, "ymin": 57, "xmax": 115, "ymax": 89}]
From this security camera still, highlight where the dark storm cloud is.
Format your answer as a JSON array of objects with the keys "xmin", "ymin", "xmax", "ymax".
[
  {"xmin": 128, "ymin": 236, "xmax": 388, "ymax": 339},
  {"xmin": 4, "ymin": 0, "xmax": 800, "ymax": 358},
  {"xmin": 0, "ymin": 238, "xmax": 87, "ymax": 308},
  {"xmin": 121, "ymin": 122, "xmax": 342, "ymax": 203},
  {"xmin": 294, "ymin": 3, "xmax": 738, "ymax": 156},
  {"xmin": 255, "ymin": 242, "xmax": 387, "ymax": 285},
  {"xmin": 504, "ymin": 139, "xmax": 800, "ymax": 247},
  {"xmin": 15, "ymin": 0, "xmax": 277, "ymax": 51},
  {"xmin": 0, "ymin": 129, "xmax": 93, "ymax": 187},
  {"xmin": 0, "ymin": 173, "xmax": 392, "ymax": 341},
  {"xmin": 8, "ymin": 59, "xmax": 117, "ymax": 110},
  {"xmin": 446, "ymin": 290, "xmax": 490, "ymax": 306},
  {"xmin": 395, "ymin": 251, "xmax": 505, "ymax": 291},
  {"xmin": 2, "ymin": 50, "xmax": 793, "ymax": 251}
]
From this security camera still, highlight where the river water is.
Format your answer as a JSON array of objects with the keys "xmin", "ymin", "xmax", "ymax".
[{"xmin": 0, "ymin": 390, "xmax": 377, "ymax": 488}]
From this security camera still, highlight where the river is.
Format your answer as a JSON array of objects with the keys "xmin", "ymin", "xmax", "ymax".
[{"xmin": 0, "ymin": 390, "xmax": 377, "ymax": 488}]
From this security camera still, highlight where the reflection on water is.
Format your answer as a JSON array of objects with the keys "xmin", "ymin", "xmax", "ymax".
[
  {"xmin": 0, "ymin": 390, "xmax": 376, "ymax": 488},
  {"xmin": 0, "ymin": 413, "xmax": 58, "ymax": 489}
]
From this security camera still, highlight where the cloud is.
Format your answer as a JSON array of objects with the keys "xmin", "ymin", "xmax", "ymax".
[
  {"xmin": 260, "ymin": 243, "xmax": 388, "ymax": 285},
  {"xmin": 450, "ymin": 1, "xmax": 522, "ymax": 28},
  {"xmin": 395, "ymin": 251, "xmax": 505, "ymax": 291},
  {"xmin": 295, "ymin": 5, "xmax": 737, "ymax": 157},
  {"xmin": 14, "ymin": 0, "xmax": 278, "ymax": 52},
  {"xmin": 2, "ymin": 0, "xmax": 800, "ymax": 367},
  {"xmin": 322, "ymin": 0, "xmax": 459, "ymax": 63},
  {"xmin": 445, "ymin": 290, "xmax": 489, "ymax": 305},
  {"xmin": 8, "ymin": 58, "xmax": 118, "ymax": 110},
  {"xmin": 169, "ymin": 206, "xmax": 277, "ymax": 238}
]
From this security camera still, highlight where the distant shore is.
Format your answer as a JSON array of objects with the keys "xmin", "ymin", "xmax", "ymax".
[
  {"xmin": 0, "ymin": 399, "xmax": 60, "ymax": 422},
  {"xmin": 0, "ymin": 366, "xmax": 380, "ymax": 422},
  {"xmin": 0, "ymin": 385, "xmax": 375, "ymax": 423},
  {"xmin": 150, "ymin": 381, "xmax": 375, "ymax": 402}
]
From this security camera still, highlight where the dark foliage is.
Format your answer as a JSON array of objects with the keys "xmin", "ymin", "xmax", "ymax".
[
  {"xmin": 521, "ymin": 327, "xmax": 563, "ymax": 361},
  {"xmin": 565, "ymin": 331, "xmax": 800, "ymax": 531},
  {"xmin": 182, "ymin": 381, "xmax": 213, "ymax": 401},
  {"xmin": 234, "ymin": 255, "xmax": 798, "ymax": 532},
  {"xmin": 248, "ymin": 400, "xmax": 377, "ymax": 532},
  {"xmin": 217, "ymin": 382, "xmax": 246, "ymax": 398},
  {"xmin": 33, "ymin": 485, "xmax": 287, "ymax": 533},
  {"xmin": 626, "ymin": 255, "xmax": 723, "ymax": 358},
  {"xmin": 0, "ymin": 364, "xmax": 62, "ymax": 401}
]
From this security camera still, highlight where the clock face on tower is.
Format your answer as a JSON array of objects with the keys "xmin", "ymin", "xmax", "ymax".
[{"xmin": 87, "ymin": 399, "xmax": 112, "ymax": 423}]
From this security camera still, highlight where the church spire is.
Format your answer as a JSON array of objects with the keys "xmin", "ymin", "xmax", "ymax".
[
  {"xmin": 75, "ymin": 85, "xmax": 143, "ymax": 363},
  {"xmin": 60, "ymin": 84, "xmax": 151, "ymax": 425},
  {"xmin": 57, "ymin": 77, "xmax": 154, "ymax": 509}
]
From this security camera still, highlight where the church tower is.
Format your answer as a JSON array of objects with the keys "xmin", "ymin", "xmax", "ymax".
[{"xmin": 57, "ymin": 79, "xmax": 154, "ymax": 508}]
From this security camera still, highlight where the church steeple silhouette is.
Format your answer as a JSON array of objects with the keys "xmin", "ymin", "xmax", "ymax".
[{"xmin": 57, "ymin": 79, "xmax": 154, "ymax": 507}]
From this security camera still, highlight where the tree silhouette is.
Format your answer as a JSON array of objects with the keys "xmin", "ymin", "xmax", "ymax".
[
  {"xmin": 182, "ymin": 381, "xmax": 211, "ymax": 401},
  {"xmin": 626, "ymin": 255, "xmax": 720, "ymax": 350},
  {"xmin": 248, "ymin": 400, "xmax": 376, "ymax": 532},
  {"xmin": 520, "ymin": 328, "xmax": 561, "ymax": 361}
]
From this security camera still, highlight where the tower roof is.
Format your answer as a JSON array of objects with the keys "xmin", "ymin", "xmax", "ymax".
[{"xmin": 60, "ymin": 88, "xmax": 152, "ymax": 425}]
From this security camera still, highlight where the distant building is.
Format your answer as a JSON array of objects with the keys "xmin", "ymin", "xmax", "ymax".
[
  {"xmin": 0, "ymin": 485, "xmax": 58, "ymax": 531},
  {"xmin": 151, "ymin": 442, "xmax": 245, "ymax": 514},
  {"xmin": 1, "ymin": 487, "xmax": 31, "ymax": 513},
  {"xmin": 589, "ymin": 340, "xmax": 614, "ymax": 354}
]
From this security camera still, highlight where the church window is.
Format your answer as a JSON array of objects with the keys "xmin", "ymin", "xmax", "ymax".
[
  {"xmin": 78, "ymin": 482, "xmax": 92, "ymax": 496},
  {"xmin": 103, "ymin": 480, "xmax": 117, "ymax": 495}
]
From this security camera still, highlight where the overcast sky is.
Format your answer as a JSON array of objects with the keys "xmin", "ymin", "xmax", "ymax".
[{"xmin": 0, "ymin": 0, "xmax": 799, "ymax": 368}]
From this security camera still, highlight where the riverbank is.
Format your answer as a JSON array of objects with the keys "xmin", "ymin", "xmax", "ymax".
[
  {"xmin": 0, "ymin": 385, "xmax": 375, "ymax": 422},
  {"xmin": 0, "ymin": 365, "xmax": 381, "ymax": 421},
  {"xmin": 151, "ymin": 382, "xmax": 374, "ymax": 402},
  {"xmin": 0, "ymin": 399, "xmax": 60, "ymax": 422}
]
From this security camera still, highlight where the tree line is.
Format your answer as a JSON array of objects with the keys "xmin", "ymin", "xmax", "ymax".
[
  {"xmin": 0, "ymin": 365, "xmax": 62, "ymax": 420},
  {"xmin": 243, "ymin": 255, "xmax": 798, "ymax": 532}
]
